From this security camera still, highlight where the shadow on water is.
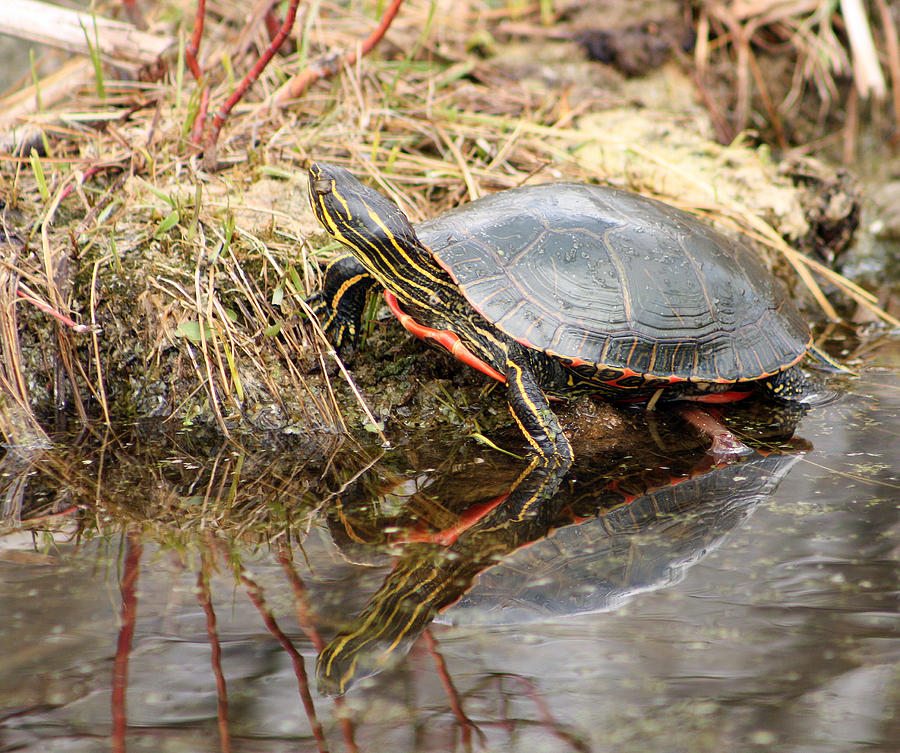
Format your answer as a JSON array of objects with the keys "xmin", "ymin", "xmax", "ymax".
[{"xmin": 1, "ymin": 345, "xmax": 899, "ymax": 752}]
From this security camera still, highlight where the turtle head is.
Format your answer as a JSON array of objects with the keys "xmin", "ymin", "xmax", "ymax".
[{"xmin": 308, "ymin": 162, "xmax": 424, "ymax": 266}]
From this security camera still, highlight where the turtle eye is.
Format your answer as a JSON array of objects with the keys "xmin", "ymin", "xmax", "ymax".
[{"xmin": 311, "ymin": 177, "xmax": 332, "ymax": 196}]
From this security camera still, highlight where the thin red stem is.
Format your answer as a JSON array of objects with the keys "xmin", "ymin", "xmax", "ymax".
[
  {"xmin": 205, "ymin": 0, "xmax": 300, "ymax": 160},
  {"xmin": 191, "ymin": 85, "xmax": 210, "ymax": 147},
  {"xmin": 17, "ymin": 288, "xmax": 93, "ymax": 333},
  {"xmin": 277, "ymin": 542, "xmax": 358, "ymax": 753},
  {"xmin": 186, "ymin": 0, "xmax": 206, "ymax": 81},
  {"xmin": 240, "ymin": 567, "xmax": 329, "ymax": 753},
  {"xmin": 197, "ymin": 556, "xmax": 231, "ymax": 753},
  {"xmin": 276, "ymin": 542, "xmax": 325, "ymax": 651},
  {"xmin": 278, "ymin": 0, "xmax": 405, "ymax": 103},
  {"xmin": 111, "ymin": 532, "xmax": 142, "ymax": 753},
  {"xmin": 423, "ymin": 630, "xmax": 481, "ymax": 748},
  {"xmin": 354, "ymin": 0, "xmax": 404, "ymax": 61}
]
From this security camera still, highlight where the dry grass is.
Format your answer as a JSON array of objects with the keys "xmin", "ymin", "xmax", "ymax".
[
  {"xmin": 695, "ymin": 0, "xmax": 900, "ymax": 156},
  {"xmin": 0, "ymin": 0, "xmax": 895, "ymax": 447}
]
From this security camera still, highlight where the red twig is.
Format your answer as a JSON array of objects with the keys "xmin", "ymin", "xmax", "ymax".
[
  {"xmin": 512, "ymin": 674, "xmax": 590, "ymax": 753},
  {"xmin": 204, "ymin": 0, "xmax": 300, "ymax": 167},
  {"xmin": 275, "ymin": 0, "xmax": 405, "ymax": 104},
  {"xmin": 17, "ymin": 287, "xmax": 96, "ymax": 334},
  {"xmin": 277, "ymin": 542, "xmax": 358, "ymax": 753},
  {"xmin": 354, "ymin": 0, "xmax": 405, "ymax": 60},
  {"xmin": 240, "ymin": 566, "xmax": 329, "ymax": 753},
  {"xmin": 197, "ymin": 556, "xmax": 231, "ymax": 753},
  {"xmin": 58, "ymin": 165, "xmax": 102, "ymax": 203},
  {"xmin": 186, "ymin": 0, "xmax": 206, "ymax": 82},
  {"xmin": 264, "ymin": 7, "xmax": 296, "ymax": 56},
  {"xmin": 191, "ymin": 85, "xmax": 210, "ymax": 147},
  {"xmin": 423, "ymin": 630, "xmax": 483, "ymax": 748},
  {"xmin": 276, "ymin": 542, "xmax": 325, "ymax": 651},
  {"xmin": 111, "ymin": 532, "xmax": 143, "ymax": 753},
  {"xmin": 690, "ymin": 68, "xmax": 734, "ymax": 144}
]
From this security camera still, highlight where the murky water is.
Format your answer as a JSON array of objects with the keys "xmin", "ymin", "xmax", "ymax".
[{"xmin": 1, "ymin": 340, "xmax": 898, "ymax": 753}]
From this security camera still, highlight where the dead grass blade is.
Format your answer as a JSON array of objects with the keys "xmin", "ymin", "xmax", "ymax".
[
  {"xmin": 0, "ymin": 239, "xmax": 50, "ymax": 448},
  {"xmin": 874, "ymin": 0, "xmax": 900, "ymax": 143}
]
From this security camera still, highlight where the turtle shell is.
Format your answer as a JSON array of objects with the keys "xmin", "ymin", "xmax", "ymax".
[{"xmin": 415, "ymin": 183, "xmax": 811, "ymax": 383}]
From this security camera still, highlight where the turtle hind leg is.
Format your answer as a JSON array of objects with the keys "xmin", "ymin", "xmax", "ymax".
[
  {"xmin": 761, "ymin": 365, "xmax": 811, "ymax": 401},
  {"xmin": 761, "ymin": 365, "xmax": 840, "ymax": 407}
]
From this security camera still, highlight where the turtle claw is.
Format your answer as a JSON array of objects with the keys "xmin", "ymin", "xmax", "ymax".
[
  {"xmin": 305, "ymin": 292, "xmax": 361, "ymax": 357},
  {"xmin": 305, "ymin": 252, "xmax": 378, "ymax": 356}
]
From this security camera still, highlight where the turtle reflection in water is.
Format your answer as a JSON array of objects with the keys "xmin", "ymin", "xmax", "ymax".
[{"xmin": 315, "ymin": 401, "xmax": 810, "ymax": 696}]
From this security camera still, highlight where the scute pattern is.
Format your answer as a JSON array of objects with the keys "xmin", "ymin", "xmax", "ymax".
[{"xmin": 416, "ymin": 183, "xmax": 810, "ymax": 382}]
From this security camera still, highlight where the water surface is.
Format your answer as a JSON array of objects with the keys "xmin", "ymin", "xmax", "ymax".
[{"xmin": 1, "ymin": 340, "xmax": 898, "ymax": 753}]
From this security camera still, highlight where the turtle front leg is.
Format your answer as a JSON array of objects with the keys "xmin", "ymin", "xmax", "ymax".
[
  {"xmin": 307, "ymin": 252, "xmax": 379, "ymax": 354},
  {"xmin": 504, "ymin": 348, "xmax": 574, "ymax": 467}
]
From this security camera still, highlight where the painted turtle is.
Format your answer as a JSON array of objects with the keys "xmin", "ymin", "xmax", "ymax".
[{"xmin": 306, "ymin": 163, "xmax": 818, "ymax": 467}]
